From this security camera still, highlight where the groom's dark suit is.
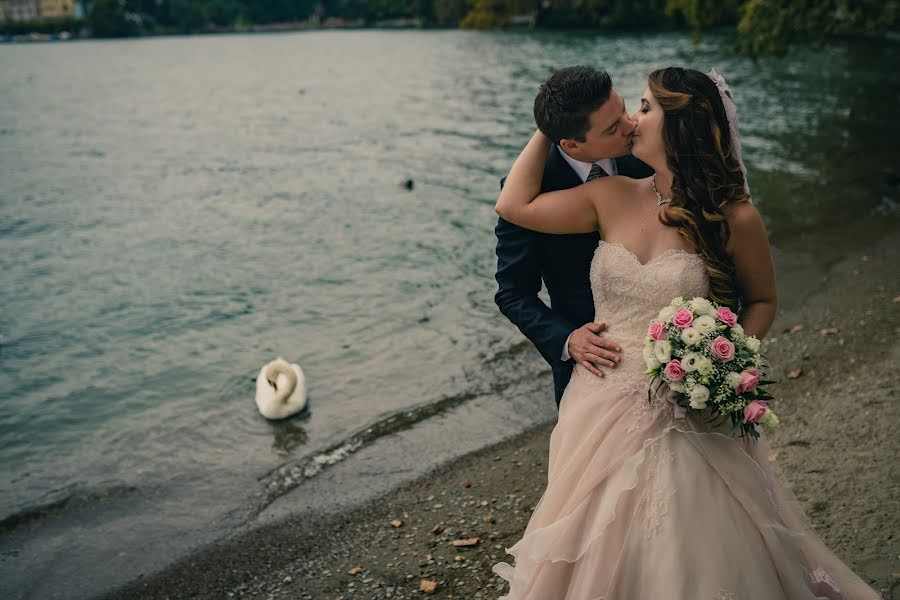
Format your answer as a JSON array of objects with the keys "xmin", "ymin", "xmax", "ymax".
[{"xmin": 495, "ymin": 146, "xmax": 653, "ymax": 407}]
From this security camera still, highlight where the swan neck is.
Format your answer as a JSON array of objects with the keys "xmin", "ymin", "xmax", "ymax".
[{"xmin": 266, "ymin": 363, "xmax": 298, "ymax": 404}]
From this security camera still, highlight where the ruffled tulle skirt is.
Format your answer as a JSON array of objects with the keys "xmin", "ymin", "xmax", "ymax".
[{"xmin": 492, "ymin": 366, "xmax": 882, "ymax": 600}]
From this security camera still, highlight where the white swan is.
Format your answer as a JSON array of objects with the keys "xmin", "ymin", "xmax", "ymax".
[{"xmin": 255, "ymin": 357, "xmax": 307, "ymax": 420}]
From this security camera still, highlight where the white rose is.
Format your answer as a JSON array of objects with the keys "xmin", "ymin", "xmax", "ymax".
[
  {"xmin": 725, "ymin": 372, "xmax": 743, "ymax": 390},
  {"xmin": 654, "ymin": 340, "xmax": 672, "ymax": 363},
  {"xmin": 680, "ymin": 327, "xmax": 702, "ymax": 346},
  {"xmin": 689, "ymin": 385, "xmax": 710, "ymax": 409},
  {"xmin": 681, "ymin": 353, "xmax": 701, "ymax": 371},
  {"xmin": 696, "ymin": 356, "xmax": 713, "ymax": 376},
  {"xmin": 690, "ymin": 297, "xmax": 713, "ymax": 315},
  {"xmin": 658, "ymin": 305, "xmax": 676, "ymax": 323},
  {"xmin": 643, "ymin": 344, "xmax": 661, "ymax": 369},
  {"xmin": 759, "ymin": 409, "xmax": 780, "ymax": 428},
  {"xmin": 694, "ymin": 315, "xmax": 716, "ymax": 335},
  {"xmin": 670, "ymin": 296, "xmax": 684, "ymax": 307},
  {"xmin": 732, "ymin": 323, "xmax": 744, "ymax": 336},
  {"xmin": 745, "ymin": 336, "xmax": 761, "ymax": 353}
]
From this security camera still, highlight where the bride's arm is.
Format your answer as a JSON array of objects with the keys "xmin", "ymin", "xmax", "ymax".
[
  {"xmin": 726, "ymin": 203, "xmax": 778, "ymax": 339},
  {"xmin": 495, "ymin": 130, "xmax": 608, "ymax": 234}
]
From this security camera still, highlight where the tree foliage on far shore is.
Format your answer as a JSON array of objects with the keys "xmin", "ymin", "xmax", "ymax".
[
  {"xmin": 5, "ymin": 0, "xmax": 897, "ymax": 56},
  {"xmin": 737, "ymin": 0, "xmax": 899, "ymax": 56}
]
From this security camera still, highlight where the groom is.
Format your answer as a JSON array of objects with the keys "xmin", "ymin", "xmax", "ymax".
[{"xmin": 495, "ymin": 66, "xmax": 654, "ymax": 407}]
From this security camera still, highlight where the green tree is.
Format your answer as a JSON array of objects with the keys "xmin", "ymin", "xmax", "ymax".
[
  {"xmin": 88, "ymin": 0, "xmax": 141, "ymax": 37},
  {"xmin": 664, "ymin": 0, "xmax": 739, "ymax": 30},
  {"xmin": 432, "ymin": 0, "xmax": 469, "ymax": 26},
  {"xmin": 738, "ymin": 0, "xmax": 899, "ymax": 56},
  {"xmin": 459, "ymin": 0, "xmax": 505, "ymax": 28}
]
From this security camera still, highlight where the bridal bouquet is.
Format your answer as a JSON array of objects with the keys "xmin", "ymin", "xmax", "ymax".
[{"xmin": 643, "ymin": 296, "xmax": 778, "ymax": 438}]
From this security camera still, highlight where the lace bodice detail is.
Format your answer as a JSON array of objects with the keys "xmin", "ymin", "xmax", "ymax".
[{"xmin": 572, "ymin": 240, "xmax": 709, "ymax": 389}]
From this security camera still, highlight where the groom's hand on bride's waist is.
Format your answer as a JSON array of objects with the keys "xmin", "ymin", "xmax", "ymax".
[{"xmin": 567, "ymin": 322, "xmax": 621, "ymax": 378}]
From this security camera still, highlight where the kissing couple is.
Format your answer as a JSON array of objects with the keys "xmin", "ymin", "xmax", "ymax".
[{"xmin": 491, "ymin": 66, "xmax": 881, "ymax": 599}]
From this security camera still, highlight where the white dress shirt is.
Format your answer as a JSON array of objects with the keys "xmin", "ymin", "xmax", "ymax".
[{"xmin": 557, "ymin": 147, "xmax": 616, "ymax": 361}]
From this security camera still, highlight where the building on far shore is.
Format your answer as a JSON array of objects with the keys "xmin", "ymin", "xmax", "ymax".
[
  {"xmin": 1, "ymin": 0, "xmax": 84, "ymax": 22},
  {"xmin": 1, "ymin": 0, "xmax": 40, "ymax": 22},
  {"xmin": 39, "ymin": 0, "xmax": 73, "ymax": 19}
]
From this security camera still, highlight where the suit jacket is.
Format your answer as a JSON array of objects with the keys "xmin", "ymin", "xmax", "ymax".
[{"xmin": 494, "ymin": 146, "xmax": 653, "ymax": 407}]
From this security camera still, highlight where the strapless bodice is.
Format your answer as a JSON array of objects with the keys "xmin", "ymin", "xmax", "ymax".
[{"xmin": 572, "ymin": 240, "xmax": 710, "ymax": 387}]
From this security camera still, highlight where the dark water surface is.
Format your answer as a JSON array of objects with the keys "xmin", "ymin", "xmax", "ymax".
[{"xmin": 1, "ymin": 30, "xmax": 897, "ymax": 599}]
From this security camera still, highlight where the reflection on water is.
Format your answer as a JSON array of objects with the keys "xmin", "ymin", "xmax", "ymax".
[
  {"xmin": 271, "ymin": 419, "xmax": 310, "ymax": 455},
  {"xmin": 0, "ymin": 30, "xmax": 897, "ymax": 600}
]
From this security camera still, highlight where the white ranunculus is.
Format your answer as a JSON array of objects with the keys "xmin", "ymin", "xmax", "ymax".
[
  {"xmin": 681, "ymin": 353, "xmax": 701, "ymax": 371},
  {"xmin": 725, "ymin": 372, "xmax": 743, "ymax": 390},
  {"xmin": 654, "ymin": 340, "xmax": 672, "ymax": 363},
  {"xmin": 643, "ymin": 344, "xmax": 661, "ymax": 369},
  {"xmin": 696, "ymin": 356, "xmax": 713, "ymax": 376},
  {"xmin": 690, "ymin": 297, "xmax": 713, "ymax": 315},
  {"xmin": 732, "ymin": 323, "xmax": 744, "ymax": 336},
  {"xmin": 689, "ymin": 385, "xmax": 710, "ymax": 409},
  {"xmin": 670, "ymin": 296, "xmax": 685, "ymax": 307},
  {"xmin": 745, "ymin": 336, "xmax": 761, "ymax": 353},
  {"xmin": 658, "ymin": 305, "xmax": 676, "ymax": 323},
  {"xmin": 759, "ymin": 409, "xmax": 780, "ymax": 428},
  {"xmin": 694, "ymin": 315, "xmax": 717, "ymax": 335}
]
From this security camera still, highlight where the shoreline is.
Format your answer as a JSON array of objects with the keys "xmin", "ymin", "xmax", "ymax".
[{"xmin": 107, "ymin": 230, "xmax": 900, "ymax": 599}]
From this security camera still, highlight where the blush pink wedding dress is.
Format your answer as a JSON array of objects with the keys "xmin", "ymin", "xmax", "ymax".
[{"xmin": 493, "ymin": 241, "xmax": 882, "ymax": 600}]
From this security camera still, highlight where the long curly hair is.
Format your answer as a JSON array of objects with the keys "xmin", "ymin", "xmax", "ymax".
[{"xmin": 648, "ymin": 67, "xmax": 751, "ymax": 309}]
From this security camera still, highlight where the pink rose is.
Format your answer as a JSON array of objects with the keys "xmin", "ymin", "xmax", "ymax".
[
  {"xmin": 735, "ymin": 368, "xmax": 760, "ymax": 394},
  {"xmin": 647, "ymin": 320, "xmax": 668, "ymax": 341},
  {"xmin": 711, "ymin": 336, "xmax": 735, "ymax": 362},
  {"xmin": 716, "ymin": 307, "xmax": 738, "ymax": 327},
  {"xmin": 672, "ymin": 308, "xmax": 694, "ymax": 329},
  {"xmin": 663, "ymin": 359, "xmax": 685, "ymax": 382},
  {"xmin": 743, "ymin": 400, "xmax": 769, "ymax": 423}
]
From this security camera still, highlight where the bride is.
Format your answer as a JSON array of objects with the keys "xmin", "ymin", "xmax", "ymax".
[{"xmin": 492, "ymin": 67, "xmax": 881, "ymax": 599}]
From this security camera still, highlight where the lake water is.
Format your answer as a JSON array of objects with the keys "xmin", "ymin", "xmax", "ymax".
[{"xmin": 1, "ymin": 30, "xmax": 897, "ymax": 599}]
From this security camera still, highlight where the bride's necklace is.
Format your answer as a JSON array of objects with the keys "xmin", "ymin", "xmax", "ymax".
[{"xmin": 651, "ymin": 176, "xmax": 673, "ymax": 206}]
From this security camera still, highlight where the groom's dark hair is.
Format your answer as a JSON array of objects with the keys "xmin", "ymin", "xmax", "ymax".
[{"xmin": 534, "ymin": 66, "xmax": 613, "ymax": 144}]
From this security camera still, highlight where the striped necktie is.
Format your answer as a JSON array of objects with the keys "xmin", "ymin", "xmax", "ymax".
[{"xmin": 586, "ymin": 163, "xmax": 607, "ymax": 182}]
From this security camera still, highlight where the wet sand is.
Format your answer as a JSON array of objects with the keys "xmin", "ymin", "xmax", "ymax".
[{"xmin": 106, "ymin": 230, "xmax": 899, "ymax": 600}]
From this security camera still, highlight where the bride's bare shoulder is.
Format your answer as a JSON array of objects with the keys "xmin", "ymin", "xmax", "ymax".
[
  {"xmin": 723, "ymin": 200, "xmax": 763, "ymax": 230},
  {"xmin": 723, "ymin": 200, "xmax": 768, "ymax": 254},
  {"xmin": 585, "ymin": 175, "xmax": 646, "ymax": 213}
]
